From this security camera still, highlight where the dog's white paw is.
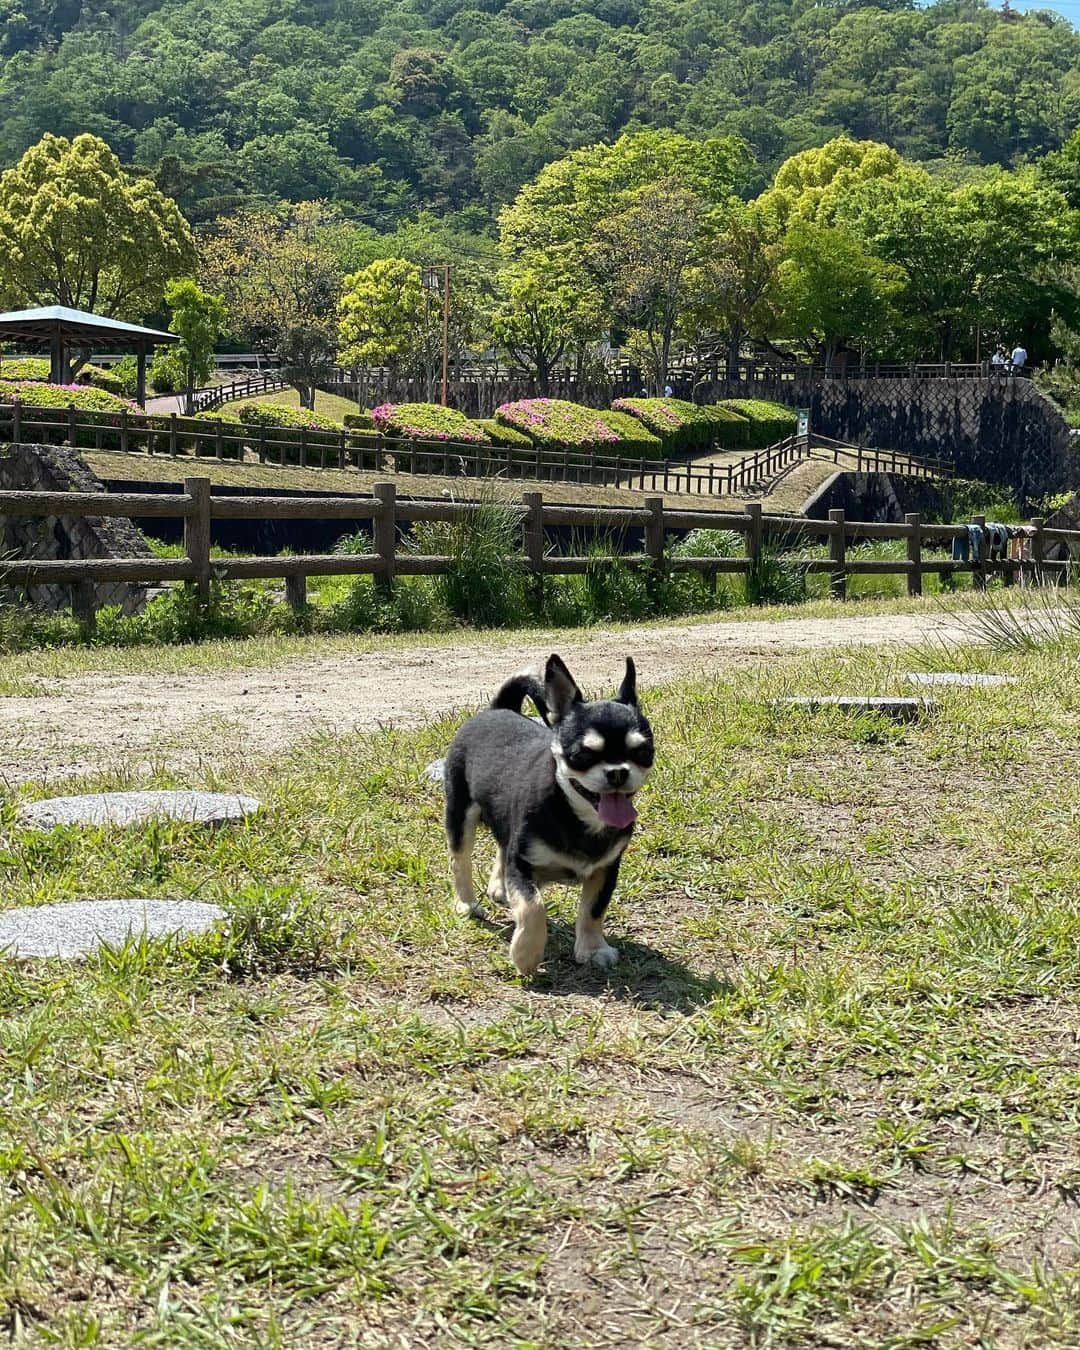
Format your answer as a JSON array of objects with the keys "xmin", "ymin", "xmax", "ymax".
[
  {"xmin": 575, "ymin": 941, "xmax": 619, "ymax": 969},
  {"xmin": 486, "ymin": 878, "xmax": 506, "ymax": 906},
  {"xmin": 509, "ymin": 921, "xmax": 547, "ymax": 975},
  {"xmin": 454, "ymin": 896, "xmax": 486, "ymax": 919}
]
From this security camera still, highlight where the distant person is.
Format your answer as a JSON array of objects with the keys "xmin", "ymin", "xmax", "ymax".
[
  {"xmin": 1010, "ymin": 343, "xmax": 1028, "ymax": 374},
  {"xmin": 664, "ymin": 383, "xmax": 674, "ymax": 398},
  {"xmin": 991, "ymin": 346, "xmax": 1008, "ymax": 378}
]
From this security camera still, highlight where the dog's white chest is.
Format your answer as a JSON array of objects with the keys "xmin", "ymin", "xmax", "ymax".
[{"xmin": 526, "ymin": 837, "xmax": 626, "ymax": 885}]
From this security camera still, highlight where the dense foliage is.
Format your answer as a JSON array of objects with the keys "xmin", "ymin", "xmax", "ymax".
[
  {"xmin": 372, "ymin": 401, "xmax": 490, "ymax": 443},
  {"xmin": 613, "ymin": 397, "xmax": 734, "ymax": 454},
  {"xmin": 495, "ymin": 398, "xmax": 663, "ymax": 456},
  {"xmin": 721, "ymin": 399, "xmax": 800, "ymax": 448},
  {"xmin": 0, "ymin": 380, "xmax": 134, "ymax": 412},
  {"xmin": 1, "ymin": 1, "xmax": 1077, "ymax": 227},
  {"xmin": 0, "ymin": 356, "xmax": 131, "ymax": 395}
]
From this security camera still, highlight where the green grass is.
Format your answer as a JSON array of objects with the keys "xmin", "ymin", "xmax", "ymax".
[
  {"xmin": 228, "ymin": 388, "xmax": 362, "ymax": 423},
  {"xmin": 0, "ymin": 625, "xmax": 1077, "ymax": 1344}
]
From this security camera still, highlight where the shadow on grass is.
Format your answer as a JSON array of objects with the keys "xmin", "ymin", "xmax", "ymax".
[{"xmin": 472, "ymin": 909, "xmax": 730, "ymax": 1011}]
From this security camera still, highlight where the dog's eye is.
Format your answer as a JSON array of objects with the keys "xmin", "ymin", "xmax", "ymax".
[
  {"xmin": 628, "ymin": 741, "xmax": 654, "ymax": 766},
  {"xmin": 568, "ymin": 745, "xmax": 600, "ymax": 769}
]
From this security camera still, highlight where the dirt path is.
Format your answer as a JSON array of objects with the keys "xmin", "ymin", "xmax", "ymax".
[{"xmin": 0, "ymin": 610, "xmax": 986, "ymax": 787}]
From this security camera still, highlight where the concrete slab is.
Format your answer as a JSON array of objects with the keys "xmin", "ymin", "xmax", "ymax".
[
  {"xmin": 904, "ymin": 673, "xmax": 1017, "ymax": 688},
  {"xmin": 0, "ymin": 899, "xmax": 226, "ymax": 960},
  {"xmin": 783, "ymin": 696, "xmax": 937, "ymax": 722},
  {"xmin": 18, "ymin": 790, "xmax": 261, "ymax": 830}
]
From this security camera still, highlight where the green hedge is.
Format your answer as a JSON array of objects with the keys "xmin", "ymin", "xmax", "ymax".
[
  {"xmin": 0, "ymin": 358, "xmax": 133, "ymax": 396},
  {"xmin": 611, "ymin": 397, "xmax": 730, "ymax": 454},
  {"xmin": 0, "ymin": 379, "xmax": 135, "ymax": 414},
  {"xmin": 718, "ymin": 398, "xmax": 798, "ymax": 448},
  {"xmin": 372, "ymin": 401, "xmax": 490, "ymax": 444},
  {"xmin": 705, "ymin": 404, "xmax": 752, "ymax": 449},
  {"xmin": 495, "ymin": 398, "xmax": 663, "ymax": 458},
  {"xmin": 236, "ymin": 402, "xmax": 342, "ymax": 434},
  {"xmin": 478, "ymin": 418, "xmax": 533, "ymax": 450}
]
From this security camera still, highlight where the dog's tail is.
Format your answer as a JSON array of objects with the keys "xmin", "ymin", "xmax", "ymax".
[{"xmin": 491, "ymin": 671, "xmax": 551, "ymax": 723}]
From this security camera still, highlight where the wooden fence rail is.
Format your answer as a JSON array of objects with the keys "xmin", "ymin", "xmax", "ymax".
[
  {"xmin": 188, "ymin": 372, "xmax": 288, "ymax": 414},
  {"xmin": 0, "ymin": 400, "xmax": 954, "ymax": 498},
  {"xmin": 1, "ymin": 479, "xmax": 1075, "ymax": 627}
]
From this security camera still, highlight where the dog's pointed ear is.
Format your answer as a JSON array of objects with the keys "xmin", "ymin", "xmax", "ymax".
[
  {"xmin": 617, "ymin": 656, "xmax": 638, "ymax": 706},
  {"xmin": 544, "ymin": 653, "xmax": 582, "ymax": 723}
]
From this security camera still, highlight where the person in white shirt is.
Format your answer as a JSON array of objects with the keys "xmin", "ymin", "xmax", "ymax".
[{"xmin": 1010, "ymin": 344, "xmax": 1027, "ymax": 373}]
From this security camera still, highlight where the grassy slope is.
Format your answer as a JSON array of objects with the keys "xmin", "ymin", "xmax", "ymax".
[
  {"xmin": 228, "ymin": 388, "xmax": 362, "ymax": 423},
  {"xmin": 83, "ymin": 449, "xmax": 840, "ymax": 515},
  {"xmin": 0, "ymin": 626, "xmax": 1077, "ymax": 1344}
]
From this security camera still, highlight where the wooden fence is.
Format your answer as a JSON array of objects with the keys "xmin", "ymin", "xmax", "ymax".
[
  {"xmin": 189, "ymin": 373, "xmax": 287, "ymax": 414},
  {"xmin": 0, "ymin": 400, "xmax": 954, "ymax": 498},
  {"xmin": 1, "ymin": 478, "xmax": 1074, "ymax": 627}
]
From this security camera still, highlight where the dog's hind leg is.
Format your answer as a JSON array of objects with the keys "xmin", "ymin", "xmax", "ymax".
[
  {"xmin": 486, "ymin": 846, "xmax": 506, "ymax": 906},
  {"xmin": 445, "ymin": 764, "xmax": 483, "ymax": 917},
  {"xmin": 505, "ymin": 855, "xmax": 547, "ymax": 975},
  {"xmin": 575, "ymin": 860, "xmax": 621, "ymax": 969}
]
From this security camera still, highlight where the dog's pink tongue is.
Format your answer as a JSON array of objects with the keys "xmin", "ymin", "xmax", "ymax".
[{"xmin": 598, "ymin": 792, "xmax": 637, "ymax": 829}]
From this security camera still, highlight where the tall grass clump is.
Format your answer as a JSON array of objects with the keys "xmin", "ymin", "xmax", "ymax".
[
  {"xmin": 410, "ymin": 482, "xmax": 530, "ymax": 627},
  {"xmin": 957, "ymin": 582, "xmax": 1080, "ymax": 651}
]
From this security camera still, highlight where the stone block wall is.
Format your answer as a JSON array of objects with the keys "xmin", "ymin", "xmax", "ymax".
[
  {"xmin": 0, "ymin": 443, "xmax": 152, "ymax": 613},
  {"xmin": 703, "ymin": 375, "xmax": 1074, "ymax": 504}
]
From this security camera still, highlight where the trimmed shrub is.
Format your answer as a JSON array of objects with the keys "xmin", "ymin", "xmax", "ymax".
[
  {"xmin": 344, "ymin": 412, "xmax": 376, "ymax": 431},
  {"xmin": 478, "ymin": 418, "xmax": 533, "ymax": 450},
  {"xmin": 0, "ymin": 379, "xmax": 135, "ymax": 414},
  {"xmin": 611, "ymin": 397, "xmax": 725, "ymax": 455},
  {"xmin": 495, "ymin": 398, "xmax": 663, "ymax": 458},
  {"xmin": 702, "ymin": 404, "xmax": 752, "ymax": 449},
  {"xmin": 236, "ymin": 402, "xmax": 342, "ymax": 433},
  {"xmin": 0, "ymin": 357, "xmax": 129, "ymax": 395},
  {"xmin": 719, "ymin": 398, "xmax": 797, "ymax": 448},
  {"xmin": 372, "ymin": 402, "xmax": 490, "ymax": 444},
  {"xmin": 601, "ymin": 408, "xmax": 664, "ymax": 457}
]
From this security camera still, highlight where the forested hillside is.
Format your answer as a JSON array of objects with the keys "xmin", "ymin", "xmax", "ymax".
[{"xmin": 0, "ymin": 0, "xmax": 1077, "ymax": 227}]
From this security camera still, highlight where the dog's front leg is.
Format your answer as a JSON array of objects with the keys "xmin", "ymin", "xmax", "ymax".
[
  {"xmin": 575, "ymin": 859, "xmax": 621, "ymax": 969},
  {"xmin": 505, "ymin": 855, "xmax": 547, "ymax": 975}
]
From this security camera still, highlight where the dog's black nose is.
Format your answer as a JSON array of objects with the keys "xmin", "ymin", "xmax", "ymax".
[{"xmin": 605, "ymin": 766, "xmax": 629, "ymax": 787}]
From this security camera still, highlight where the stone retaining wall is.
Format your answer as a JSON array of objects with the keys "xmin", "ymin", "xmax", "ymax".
[
  {"xmin": 700, "ymin": 376, "xmax": 1073, "ymax": 503},
  {"xmin": 0, "ymin": 443, "xmax": 151, "ymax": 613}
]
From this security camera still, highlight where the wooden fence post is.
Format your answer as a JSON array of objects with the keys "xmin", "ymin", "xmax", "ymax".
[
  {"xmin": 905, "ymin": 512, "xmax": 922, "ymax": 597},
  {"xmin": 523, "ymin": 489, "xmax": 544, "ymax": 609},
  {"xmin": 338, "ymin": 430, "xmax": 347, "ymax": 471},
  {"xmin": 644, "ymin": 495, "xmax": 664, "ymax": 591},
  {"xmin": 184, "ymin": 476, "xmax": 212, "ymax": 599},
  {"xmin": 744, "ymin": 501, "xmax": 762, "ymax": 604},
  {"xmin": 169, "ymin": 413, "xmax": 178, "ymax": 457},
  {"xmin": 67, "ymin": 404, "xmax": 77, "ymax": 448},
  {"xmin": 11, "ymin": 396, "xmax": 21, "ymax": 444},
  {"xmin": 70, "ymin": 581, "xmax": 97, "ymax": 634},
  {"xmin": 1030, "ymin": 516, "xmax": 1045, "ymax": 583},
  {"xmin": 373, "ymin": 481, "xmax": 397, "ymax": 598},
  {"xmin": 285, "ymin": 574, "xmax": 307, "ymax": 613},
  {"xmin": 828, "ymin": 508, "xmax": 847, "ymax": 600},
  {"xmin": 120, "ymin": 407, "xmax": 130, "ymax": 454},
  {"xmin": 972, "ymin": 514, "xmax": 987, "ymax": 590},
  {"xmin": 215, "ymin": 419, "xmax": 224, "ymax": 461}
]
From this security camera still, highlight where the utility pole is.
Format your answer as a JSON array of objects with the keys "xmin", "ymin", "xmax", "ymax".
[{"xmin": 423, "ymin": 263, "xmax": 451, "ymax": 406}]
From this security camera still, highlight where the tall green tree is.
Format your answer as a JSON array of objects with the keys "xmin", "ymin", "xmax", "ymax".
[
  {"xmin": 772, "ymin": 222, "xmax": 904, "ymax": 369},
  {"xmin": 201, "ymin": 202, "xmax": 344, "ymax": 408},
  {"xmin": 0, "ymin": 132, "xmax": 194, "ymax": 320},
  {"xmin": 161, "ymin": 278, "xmax": 229, "ymax": 414}
]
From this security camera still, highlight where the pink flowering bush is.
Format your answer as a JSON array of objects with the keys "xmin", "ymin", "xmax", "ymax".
[
  {"xmin": 613, "ymin": 397, "xmax": 751, "ymax": 453},
  {"xmin": 495, "ymin": 398, "xmax": 663, "ymax": 458},
  {"xmin": 372, "ymin": 402, "xmax": 490, "ymax": 445}
]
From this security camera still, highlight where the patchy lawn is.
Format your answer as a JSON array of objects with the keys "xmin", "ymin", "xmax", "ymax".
[{"xmin": 0, "ymin": 626, "xmax": 1076, "ymax": 1345}]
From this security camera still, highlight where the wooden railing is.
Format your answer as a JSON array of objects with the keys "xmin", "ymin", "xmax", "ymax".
[
  {"xmin": 189, "ymin": 372, "xmax": 287, "ymax": 414},
  {"xmin": 1, "ymin": 479, "xmax": 1074, "ymax": 627},
  {"xmin": 0, "ymin": 400, "xmax": 954, "ymax": 497}
]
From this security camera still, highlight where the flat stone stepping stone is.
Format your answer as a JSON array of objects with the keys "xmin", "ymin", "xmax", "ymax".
[
  {"xmin": 18, "ymin": 790, "xmax": 261, "ymax": 830},
  {"xmin": 0, "ymin": 899, "xmax": 226, "ymax": 960},
  {"xmin": 783, "ymin": 696, "xmax": 937, "ymax": 722},
  {"xmin": 904, "ymin": 673, "xmax": 1016, "ymax": 688}
]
